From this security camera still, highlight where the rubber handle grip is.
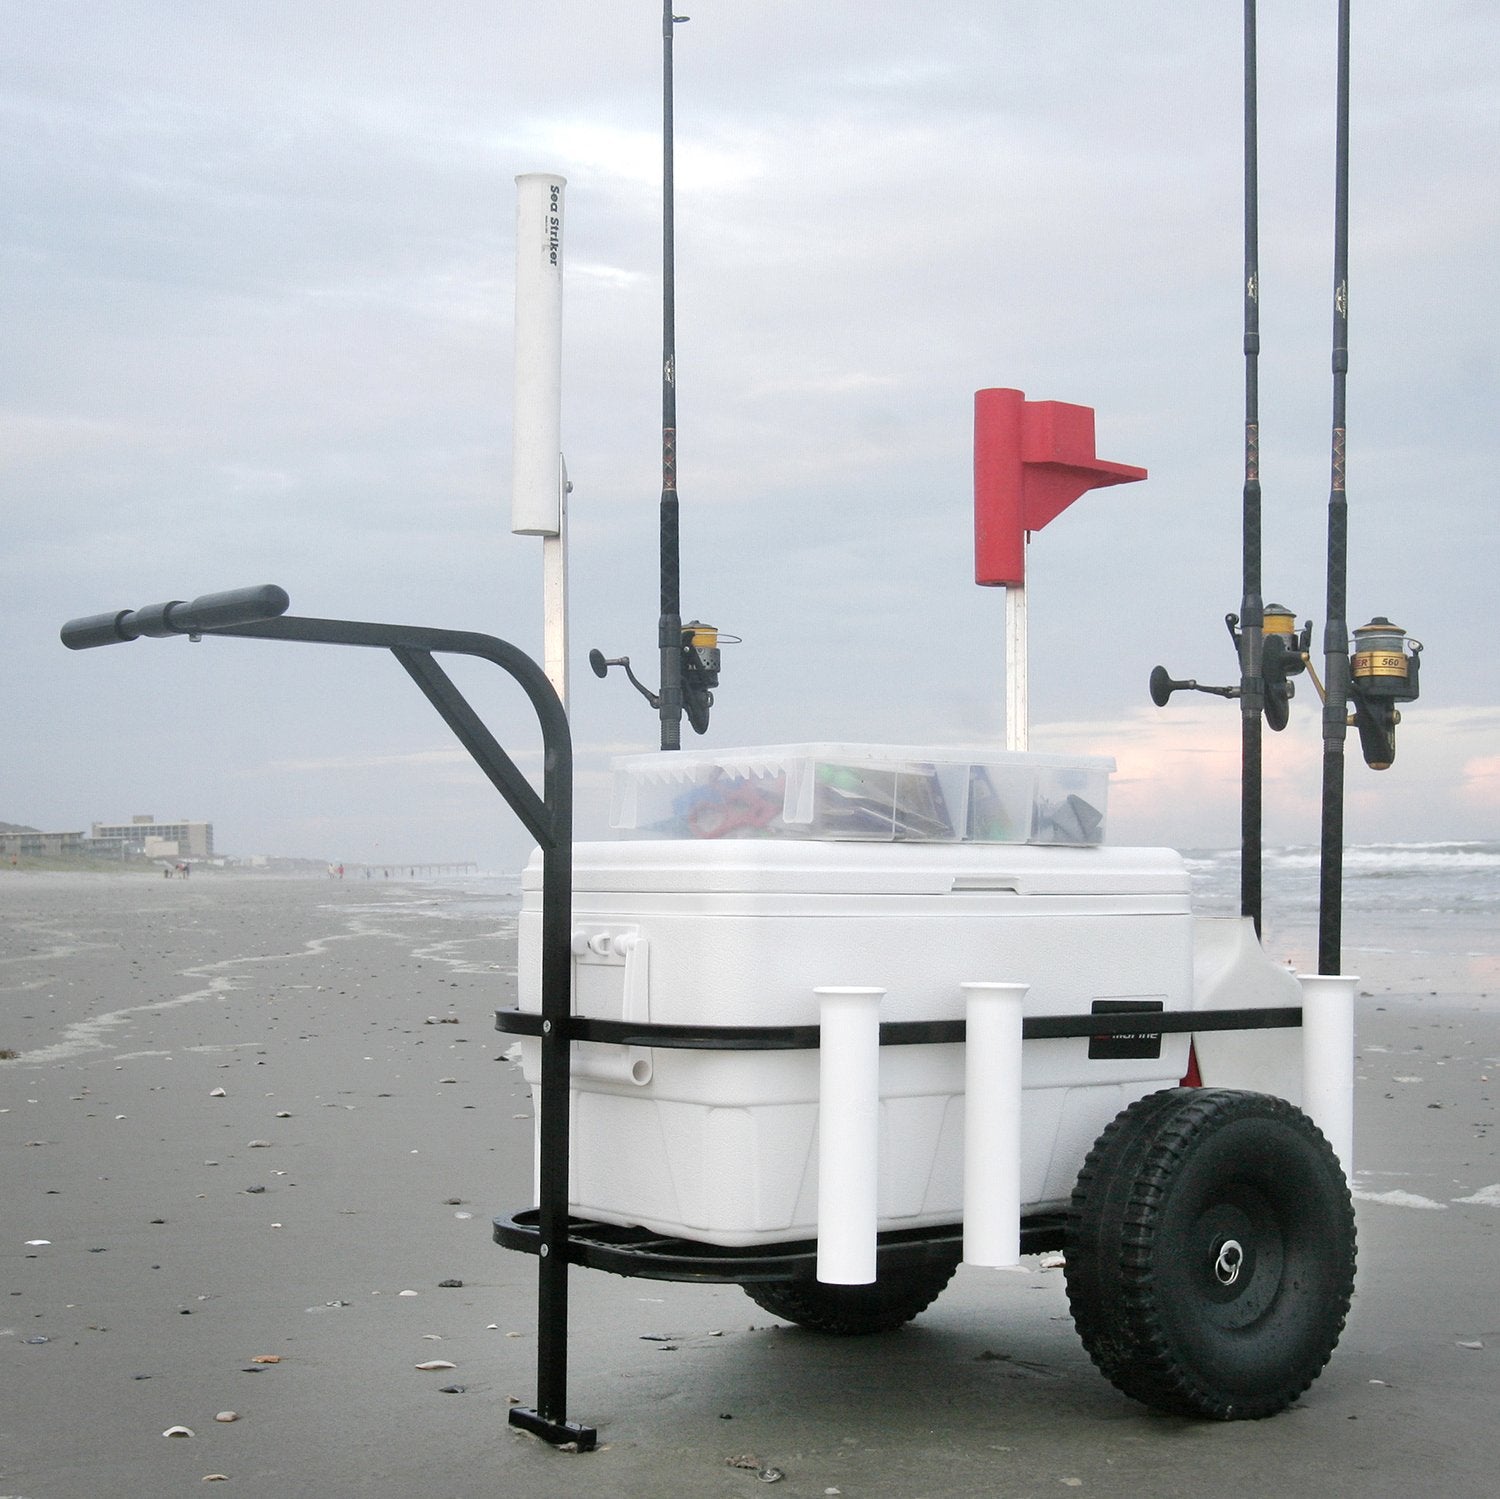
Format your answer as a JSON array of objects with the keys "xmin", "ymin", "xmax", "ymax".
[
  {"xmin": 170, "ymin": 584, "xmax": 291, "ymax": 634},
  {"xmin": 59, "ymin": 609, "xmax": 138, "ymax": 650},
  {"xmin": 61, "ymin": 584, "xmax": 290, "ymax": 650}
]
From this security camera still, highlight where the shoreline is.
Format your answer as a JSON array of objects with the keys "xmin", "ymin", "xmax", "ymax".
[{"xmin": 4, "ymin": 872, "xmax": 1497, "ymax": 1496}]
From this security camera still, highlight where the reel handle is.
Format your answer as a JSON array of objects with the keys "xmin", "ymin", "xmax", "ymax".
[{"xmin": 1149, "ymin": 665, "xmax": 1239, "ymax": 706}]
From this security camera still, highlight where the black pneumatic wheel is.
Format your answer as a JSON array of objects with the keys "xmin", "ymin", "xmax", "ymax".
[
  {"xmin": 1064, "ymin": 1088, "xmax": 1355, "ymax": 1420},
  {"xmin": 744, "ymin": 1259, "xmax": 957, "ymax": 1335}
]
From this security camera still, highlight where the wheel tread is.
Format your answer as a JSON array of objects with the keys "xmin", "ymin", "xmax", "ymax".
[
  {"xmin": 1065, "ymin": 1088, "xmax": 1356, "ymax": 1420},
  {"xmin": 744, "ymin": 1260, "xmax": 957, "ymax": 1335}
]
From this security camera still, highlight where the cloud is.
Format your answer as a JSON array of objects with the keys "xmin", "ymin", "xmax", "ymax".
[
  {"xmin": 4, "ymin": 3, "xmax": 1496, "ymax": 866},
  {"xmin": 256, "ymin": 746, "xmax": 489, "ymax": 776},
  {"xmin": 1461, "ymin": 756, "xmax": 1500, "ymax": 809}
]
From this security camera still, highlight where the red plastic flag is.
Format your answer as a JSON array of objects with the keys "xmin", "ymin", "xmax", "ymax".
[{"xmin": 974, "ymin": 387, "xmax": 1146, "ymax": 587}]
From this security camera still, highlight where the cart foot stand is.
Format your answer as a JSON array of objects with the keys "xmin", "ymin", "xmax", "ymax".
[
  {"xmin": 507, "ymin": 1242, "xmax": 598, "ymax": 1450},
  {"xmin": 508, "ymin": 1407, "xmax": 598, "ymax": 1452}
]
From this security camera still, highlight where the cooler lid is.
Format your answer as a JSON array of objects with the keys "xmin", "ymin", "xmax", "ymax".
[{"xmin": 524, "ymin": 839, "xmax": 1189, "ymax": 898}]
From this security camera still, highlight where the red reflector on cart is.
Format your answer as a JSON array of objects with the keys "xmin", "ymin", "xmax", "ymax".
[{"xmin": 1180, "ymin": 1040, "xmax": 1203, "ymax": 1088}]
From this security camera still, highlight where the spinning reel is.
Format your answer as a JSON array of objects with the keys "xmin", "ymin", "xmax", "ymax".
[
  {"xmin": 1149, "ymin": 605, "xmax": 1310, "ymax": 732},
  {"xmin": 589, "ymin": 620, "xmax": 733, "ymax": 738},
  {"xmin": 1150, "ymin": 607, "xmax": 1422, "ymax": 769}
]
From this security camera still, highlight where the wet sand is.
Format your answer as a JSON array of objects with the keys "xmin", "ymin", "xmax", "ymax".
[{"xmin": 3, "ymin": 870, "xmax": 1497, "ymax": 1498}]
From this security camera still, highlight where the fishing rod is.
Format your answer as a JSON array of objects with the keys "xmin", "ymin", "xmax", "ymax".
[
  {"xmin": 590, "ymin": 2, "xmax": 725, "ymax": 748},
  {"xmin": 1239, "ymin": 0, "xmax": 1266, "ymax": 933},
  {"xmin": 1151, "ymin": 0, "xmax": 1307, "ymax": 934},
  {"xmin": 658, "ymin": 0, "xmax": 686, "ymax": 750},
  {"xmin": 1314, "ymin": 0, "xmax": 1425, "ymax": 972},
  {"xmin": 1317, "ymin": 0, "xmax": 1355, "ymax": 975},
  {"xmin": 1149, "ymin": 2, "xmax": 1421, "ymax": 949}
]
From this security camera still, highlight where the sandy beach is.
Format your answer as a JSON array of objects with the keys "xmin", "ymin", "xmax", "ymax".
[{"xmin": 3, "ymin": 868, "xmax": 1497, "ymax": 1498}]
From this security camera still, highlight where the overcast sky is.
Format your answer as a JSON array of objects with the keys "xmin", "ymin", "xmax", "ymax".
[{"xmin": 4, "ymin": 1, "xmax": 1496, "ymax": 869}]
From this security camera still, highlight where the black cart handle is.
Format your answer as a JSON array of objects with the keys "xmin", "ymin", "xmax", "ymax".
[{"xmin": 60, "ymin": 585, "xmax": 291, "ymax": 650}]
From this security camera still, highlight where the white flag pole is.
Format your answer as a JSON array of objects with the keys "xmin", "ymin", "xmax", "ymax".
[{"xmin": 1005, "ymin": 580, "xmax": 1028, "ymax": 752}]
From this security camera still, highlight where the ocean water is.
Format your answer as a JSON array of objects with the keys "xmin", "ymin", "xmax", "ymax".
[
  {"xmin": 1183, "ymin": 840, "xmax": 1500, "ymax": 924},
  {"xmin": 1183, "ymin": 840, "xmax": 1500, "ymax": 992},
  {"xmin": 413, "ymin": 840, "xmax": 1500, "ymax": 989}
]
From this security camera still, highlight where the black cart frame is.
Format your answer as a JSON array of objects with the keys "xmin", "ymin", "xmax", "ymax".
[
  {"xmin": 63, "ymin": 585, "xmax": 1305, "ymax": 1452},
  {"xmin": 62, "ymin": 586, "xmax": 588, "ymax": 1447}
]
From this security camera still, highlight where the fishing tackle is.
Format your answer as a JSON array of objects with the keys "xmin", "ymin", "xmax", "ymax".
[
  {"xmin": 1347, "ymin": 616, "xmax": 1422, "ymax": 769},
  {"xmin": 589, "ymin": 618, "xmax": 727, "ymax": 736},
  {"xmin": 1149, "ymin": 1, "xmax": 1423, "ymax": 958},
  {"xmin": 590, "ymin": 4, "xmax": 730, "ymax": 747}
]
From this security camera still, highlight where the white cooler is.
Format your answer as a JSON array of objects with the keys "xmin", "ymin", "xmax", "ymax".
[{"xmin": 518, "ymin": 840, "xmax": 1194, "ymax": 1247}]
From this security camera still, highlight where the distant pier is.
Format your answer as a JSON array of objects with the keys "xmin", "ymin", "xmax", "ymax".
[{"xmin": 340, "ymin": 862, "xmax": 479, "ymax": 879}]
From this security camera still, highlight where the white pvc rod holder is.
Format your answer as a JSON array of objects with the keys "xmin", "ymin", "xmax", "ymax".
[
  {"xmin": 962, "ymin": 981, "xmax": 1027, "ymax": 1266},
  {"xmin": 511, "ymin": 173, "xmax": 565, "ymax": 538},
  {"xmin": 815, "ymin": 986, "xmax": 884, "ymax": 1285},
  {"xmin": 512, "ymin": 172, "xmax": 569, "ymax": 709},
  {"xmin": 1299, "ymin": 972, "xmax": 1357, "ymax": 1180}
]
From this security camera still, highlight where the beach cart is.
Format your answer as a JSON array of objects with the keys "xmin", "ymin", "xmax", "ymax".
[
  {"xmin": 62, "ymin": 587, "xmax": 1358, "ymax": 1450},
  {"xmin": 494, "ymin": 744, "xmax": 1360, "ymax": 1445}
]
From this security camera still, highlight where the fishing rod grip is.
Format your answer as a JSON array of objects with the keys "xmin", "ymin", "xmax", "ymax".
[{"xmin": 61, "ymin": 584, "xmax": 291, "ymax": 650}]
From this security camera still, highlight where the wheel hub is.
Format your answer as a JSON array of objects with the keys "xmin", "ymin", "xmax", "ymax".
[
  {"xmin": 1191, "ymin": 1194, "xmax": 1282, "ymax": 1325},
  {"xmin": 1214, "ymin": 1237, "xmax": 1245, "ymax": 1286}
]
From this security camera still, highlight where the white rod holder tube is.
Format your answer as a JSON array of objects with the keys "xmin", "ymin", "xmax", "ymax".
[
  {"xmin": 512, "ymin": 173, "xmax": 565, "ymax": 537},
  {"xmin": 962, "ymin": 981, "xmax": 1027, "ymax": 1266},
  {"xmin": 1298, "ymin": 973, "xmax": 1357, "ymax": 1180},
  {"xmin": 815, "ymin": 986, "xmax": 884, "ymax": 1285}
]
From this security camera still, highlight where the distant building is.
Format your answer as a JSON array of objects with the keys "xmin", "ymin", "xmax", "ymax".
[
  {"xmin": 1, "ymin": 829, "xmax": 89, "ymax": 858},
  {"xmin": 91, "ymin": 815, "xmax": 214, "ymax": 860}
]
